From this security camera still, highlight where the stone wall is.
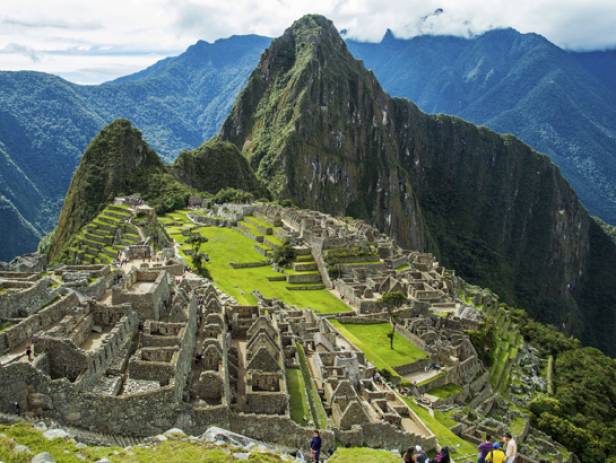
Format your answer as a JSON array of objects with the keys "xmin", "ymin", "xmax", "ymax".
[
  {"xmin": 336, "ymin": 421, "xmax": 436, "ymax": 451},
  {"xmin": 287, "ymin": 273, "xmax": 322, "ymax": 284},
  {"xmin": 112, "ymin": 270, "xmax": 170, "ymax": 320},
  {"xmin": 0, "ymin": 292, "xmax": 78, "ymax": 357},
  {"xmin": 0, "ymin": 278, "xmax": 54, "ymax": 319}
]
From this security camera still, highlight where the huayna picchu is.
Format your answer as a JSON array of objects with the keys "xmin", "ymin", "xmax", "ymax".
[{"xmin": 0, "ymin": 12, "xmax": 615, "ymax": 463}]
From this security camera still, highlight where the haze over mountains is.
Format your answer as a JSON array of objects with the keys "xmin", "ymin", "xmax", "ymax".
[{"xmin": 2, "ymin": 22, "xmax": 616, "ymax": 263}]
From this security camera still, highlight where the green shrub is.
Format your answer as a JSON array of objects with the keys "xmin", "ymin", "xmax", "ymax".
[{"xmin": 272, "ymin": 239, "xmax": 295, "ymax": 266}]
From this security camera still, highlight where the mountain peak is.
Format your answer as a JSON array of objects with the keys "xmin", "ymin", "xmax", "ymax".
[
  {"xmin": 382, "ymin": 28, "xmax": 397, "ymax": 43},
  {"xmin": 48, "ymin": 119, "xmax": 191, "ymax": 262},
  {"xmin": 282, "ymin": 14, "xmax": 347, "ymax": 51},
  {"xmin": 288, "ymin": 14, "xmax": 337, "ymax": 34}
]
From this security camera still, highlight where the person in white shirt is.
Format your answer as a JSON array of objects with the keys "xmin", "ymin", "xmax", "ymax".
[{"xmin": 503, "ymin": 432, "xmax": 517, "ymax": 463}]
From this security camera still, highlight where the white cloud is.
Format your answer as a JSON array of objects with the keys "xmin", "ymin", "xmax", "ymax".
[{"xmin": 0, "ymin": 0, "xmax": 615, "ymax": 84}]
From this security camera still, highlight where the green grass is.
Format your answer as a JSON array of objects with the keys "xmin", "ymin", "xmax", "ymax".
[
  {"xmin": 426, "ymin": 383, "xmax": 463, "ymax": 399},
  {"xmin": 244, "ymin": 215, "xmax": 274, "ymax": 229},
  {"xmin": 330, "ymin": 321, "xmax": 428, "ymax": 376},
  {"xmin": 329, "ymin": 448, "xmax": 400, "ymax": 463},
  {"xmin": 263, "ymin": 235, "xmax": 283, "ymax": 247},
  {"xmin": 417, "ymin": 371, "xmax": 446, "ymax": 387},
  {"xmin": 510, "ymin": 415, "xmax": 528, "ymax": 437},
  {"xmin": 161, "ymin": 218, "xmax": 350, "ymax": 314},
  {"xmin": 286, "ymin": 368, "xmax": 311, "ymax": 426},
  {"xmin": 296, "ymin": 343, "xmax": 328, "ymax": 428},
  {"xmin": 0, "ymin": 422, "xmax": 287, "ymax": 463},
  {"xmin": 402, "ymin": 398, "xmax": 477, "ymax": 462}
]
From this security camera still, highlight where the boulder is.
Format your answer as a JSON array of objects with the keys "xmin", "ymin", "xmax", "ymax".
[
  {"xmin": 9, "ymin": 253, "xmax": 47, "ymax": 272},
  {"xmin": 13, "ymin": 443, "xmax": 30, "ymax": 454},
  {"xmin": 31, "ymin": 452, "xmax": 56, "ymax": 463},
  {"xmin": 43, "ymin": 428, "xmax": 69, "ymax": 440},
  {"xmin": 163, "ymin": 428, "xmax": 186, "ymax": 438}
]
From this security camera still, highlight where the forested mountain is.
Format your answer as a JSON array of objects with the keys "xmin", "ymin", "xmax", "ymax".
[
  {"xmin": 347, "ymin": 29, "xmax": 616, "ymax": 225},
  {"xmin": 2, "ymin": 25, "xmax": 616, "ymax": 264},
  {"xmin": 0, "ymin": 35, "xmax": 270, "ymax": 260},
  {"xmin": 218, "ymin": 15, "xmax": 616, "ymax": 356}
]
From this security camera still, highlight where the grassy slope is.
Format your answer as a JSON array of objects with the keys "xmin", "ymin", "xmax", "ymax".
[
  {"xmin": 329, "ymin": 448, "xmax": 400, "ymax": 463},
  {"xmin": 330, "ymin": 321, "xmax": 428, "ymax": 376},
  {"xmin": 0, "ymin": 423, "xmax": 284, "ymax": 463},
  {"xmin": 402, "ymin": 398, "xmax": 477, "ymax": 462},
  {"xmin": 159, "ymin": 211, "xmax": 350, "ymax": 314},
  {"xmin": 286, "ymin": 368, "xmax": 311, "ymax": 426},
  {"xmin": 426, "ymin": 383, "xmax": 463, "ymax": 399}
]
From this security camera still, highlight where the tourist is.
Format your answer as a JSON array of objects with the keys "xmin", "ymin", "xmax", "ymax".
[
  {"xmin": 478, "ymin": 435, "xmax": 493, "ymax": 463},
  {"xmin": 485, "ymin": 443, "xmax": 506, "ymax": 463},
  {"xmin": 414, "ymin": 445, "xmax": 428, "ymax": 463},
  {"xmin": 26, "ymin": 344, "xmax": 33, "ymax": 362},
  {"xmin": 310, "ymin": 429, "xmax": 322, "ymax": 463},
  {"xmin": 434, "ymin": 446, "xmax": 450, "ymax": 463},
  {"xmin": 14, "ymin": 402, "xmax": 20, "ymax": 416},
  {"xmin": 403, "ymin": 447, "xmax": 417, "ymax": 462},
  {"xmin": 503, "ymin": 432, "xmax": 517, "ymax": 463}
]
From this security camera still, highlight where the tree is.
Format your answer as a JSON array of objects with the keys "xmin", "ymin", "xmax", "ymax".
[
  {"xmin": 272, "ymin": 239, "xmax": 295, "ymax": 267},
  {"xmin": 377, "ymin": 291, "xmax": 408, "ymax": 350}
]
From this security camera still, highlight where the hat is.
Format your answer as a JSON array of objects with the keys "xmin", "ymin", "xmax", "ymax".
[
  {"xmin": 493, "ymin": 443, "xmax": 501, "ymax": 449},
  {"xmin": 415, "ymin": 445, "xmax": 423, "ymax": 452}
]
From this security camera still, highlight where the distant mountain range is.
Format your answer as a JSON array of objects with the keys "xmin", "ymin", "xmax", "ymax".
[
  {"xmin": 1, "ymin": 27, "xmax": 616, "ymax": 260},
  {"xmin": 0, "ymin": 35, "xmax": 270, "ymax": 260}
]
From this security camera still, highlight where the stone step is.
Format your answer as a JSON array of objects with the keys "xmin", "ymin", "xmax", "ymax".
[
  {"xmin": 98, "ymin": 216, "xmax": 121, "ymax": 226},
  {"xmin": 103, "ymin": 210, "xmax": 131, "ymax": 221},
  {"xmin": 286, "ymin": 284, "xmax": 326, "ymax": 291},
  {"xmin": 293, "ymin": 262, "xmax": 318, "ymax": 272},
  {"xmin": 293, "ymin": 246, "xmax": 312, "ymax": 256}
]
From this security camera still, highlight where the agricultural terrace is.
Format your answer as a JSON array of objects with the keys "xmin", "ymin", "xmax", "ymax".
[
  {"xmin": 329, "ymin": 321, "xmax": 428, "ymax": 377},
  {"xmin": 158, "ymin": 210, "xmax": 351, "ymax": 314}
]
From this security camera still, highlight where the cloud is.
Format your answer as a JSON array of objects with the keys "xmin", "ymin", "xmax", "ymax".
[
  {"xmin": 1, "ymin": 0, "xmax": 616, "ymax": 84},
  {"xmin": 2, "ymin": 16, "xmax": 102, "ymax": 30},
  {"xmin": 0, "ymin": 43, "xmax": 41, "ymax": 62}
]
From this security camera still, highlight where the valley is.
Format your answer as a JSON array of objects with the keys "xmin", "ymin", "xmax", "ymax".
[{"xmin": 0, "ymin": 11, "xmax": 614, "ymax": 463}]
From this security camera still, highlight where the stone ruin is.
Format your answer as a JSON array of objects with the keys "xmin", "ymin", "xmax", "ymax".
[{"xmin": 0, "ymin": 202, "xmax": 556, "ymax": 461}]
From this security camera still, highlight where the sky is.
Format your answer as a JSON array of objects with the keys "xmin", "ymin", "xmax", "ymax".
[{"xmin": 1, "ymin": 0, "xmax": 615, "ymax": 84}]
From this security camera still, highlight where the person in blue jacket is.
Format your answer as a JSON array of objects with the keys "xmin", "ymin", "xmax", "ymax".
[{"xmin": 310, "ymin": 429, "xmax": 322, "ymax": 463}]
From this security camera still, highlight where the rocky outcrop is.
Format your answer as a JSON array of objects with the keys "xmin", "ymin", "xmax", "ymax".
[
  {"xmin": 172, "ymin": 139, "xmax": 263, "ymax": 195},
  {"xmin": 219, "ymin": 15, "xmax": 616, "ymax": 354}
]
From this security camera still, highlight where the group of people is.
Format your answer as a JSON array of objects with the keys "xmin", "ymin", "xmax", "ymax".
[
  {"xmin": 402, "ymin": 433, "xmax": 517, "ymax": 463},
  {"xmin": 477, "ymin": 433, "xmax": 517, "ymax": 463},
  {"xmin": 403, "ymin": 445, "xmax": 449, "ymax": 463}
]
